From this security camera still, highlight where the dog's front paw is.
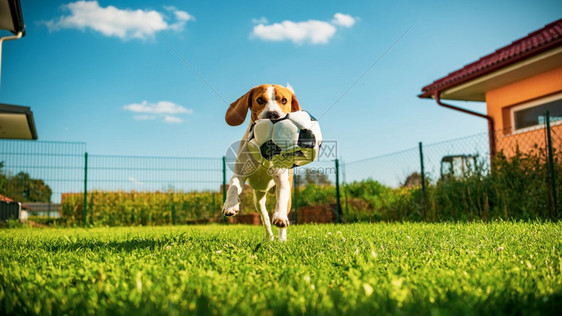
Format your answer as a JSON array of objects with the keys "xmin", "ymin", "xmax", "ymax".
[
  {"xmin": 222, "ymin": 199, "xmax": 240, "ymax": 217},
  {"xmin": 271, "ymin": 213, "xmax": 289, "ymax": 228}
]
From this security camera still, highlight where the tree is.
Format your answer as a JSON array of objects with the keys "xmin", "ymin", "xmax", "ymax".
[
  {"xmin": 0, "ymin": 161, "xmax": 6, "ymax": 194},
  {"xmin": 0, "ymin": 163, "xmax": 52, "ymax": 202}
]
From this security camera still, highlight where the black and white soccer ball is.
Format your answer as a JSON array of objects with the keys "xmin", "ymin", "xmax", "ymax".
[{"xmin": 247, "ymin": 111, "xmax": 322, "ymax": 169}]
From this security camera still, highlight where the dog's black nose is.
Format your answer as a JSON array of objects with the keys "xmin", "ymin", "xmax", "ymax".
[{"xmin": 264, "ymin": 112, "xmax": 280, "ymax": 120}]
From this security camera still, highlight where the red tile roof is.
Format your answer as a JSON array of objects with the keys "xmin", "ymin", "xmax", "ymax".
[
  {"xmin": 419, "ymin": 18, "xmax": 562, "ymax": 98},
  {"xmin": 0, "ymin": 194, "xmax": 31, "ymax": 210},
  {"xmin": 0, "ymin": 194, "xmax": 17, "ymax": 203}
]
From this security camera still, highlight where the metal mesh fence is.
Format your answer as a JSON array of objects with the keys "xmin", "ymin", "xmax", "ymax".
[
  {"xmin": 0, "ymin": 141, "xmax": 226, "ymax": 223},
  {"xmin": 344, "ymin": 133, "xmax": 490, "ymax": 187},
  {"xmin": 292, "ymin": 158, "xmax": 340, "ymax": 224},
  {"xmin": 496, "ymin": 124, "xmax": 562, "ymax": 158},
  {"xmin": 0, "ymin": 140, "xmax": 85, "ymax": 218},
  {"xmin": 344, "ymin": 124, "xmax": 562, "ymax": 187},
  {"xmin": 87, "ymin": 155, "xmax": 223, "ymax": 192},
  {"xmin": 0, "ymin": 118, "xmax": 560, "ymax": 225},
  {"xmin": 345, "ymin": 147, "xmax": 423, "ymax": 188},
  {"xmin": 340, "ymin": 120, "xmax": 561, "ymax": 222},
  {"xmin": 82, "ymin": 155, "xmax": 225, "ymax": 225}
]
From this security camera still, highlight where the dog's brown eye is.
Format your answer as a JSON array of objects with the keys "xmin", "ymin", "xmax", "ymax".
[
  {"xmin": 281, "ymin": 98, "xmax": 288, "ymax": 104},
  {"xmin": 256, "ymin": 97, "xmax": 265, "ymax": 105}
]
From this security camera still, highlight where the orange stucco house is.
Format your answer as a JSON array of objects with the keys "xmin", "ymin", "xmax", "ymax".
[{"xmin": 419, "ymin": 19, "xmax": 562, "ymax": 158}]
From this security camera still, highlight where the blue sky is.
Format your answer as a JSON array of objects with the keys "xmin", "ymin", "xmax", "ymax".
[{"xmin": 1, "ymin": 0, "xmax": 561, "ymax": 162}]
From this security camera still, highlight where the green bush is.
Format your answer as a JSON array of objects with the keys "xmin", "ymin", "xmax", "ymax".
[
  {"xmin": 296, "ymin": 183, "xmax": 336, "ymax": 207},
  {"xmin": 341, "ymin": 182, "xmax": 420, "ymax": 222},
  {"xmin": 337, "ymin": 148, "xmax": 561, "ymax": 222}
]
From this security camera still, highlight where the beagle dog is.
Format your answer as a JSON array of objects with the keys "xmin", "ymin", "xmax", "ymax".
[{"xmin": 223, "ymin": 84, "xmax": 301, "ymax": 241}]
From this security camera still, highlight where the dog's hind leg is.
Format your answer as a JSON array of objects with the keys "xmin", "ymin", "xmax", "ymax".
[
  {"xmin": 254, "ymin": 190, "xmax": 274, "ymax": 241},
  {"xmin": 278, "ymin": 228, "xmax": 287, "ymax": 242}
]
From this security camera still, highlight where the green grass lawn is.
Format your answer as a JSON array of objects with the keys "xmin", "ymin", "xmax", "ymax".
[{"xmin": 1, "ymin": 222, "xmax": 561, "ymax": 315}]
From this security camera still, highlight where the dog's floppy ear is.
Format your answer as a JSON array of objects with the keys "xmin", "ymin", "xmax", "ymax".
[
  {"xmin": 226, "ymin": 89, "xmax": 253, "ymax": 126},
  {"xmin": 291, "ymin": 93, "xmax": 301, "ymax": 112},
  {"xmin": 287, "ymin": 83, "xmax": 300, "ymax": 111},
  {"xmin": 286, "ymin": 83, "xmax": 294, "ymax": 93}
]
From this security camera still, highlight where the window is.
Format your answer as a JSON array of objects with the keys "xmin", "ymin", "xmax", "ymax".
[{"xmin": 511, "ymin": 92, "xmax": 562, "ymax": 131}]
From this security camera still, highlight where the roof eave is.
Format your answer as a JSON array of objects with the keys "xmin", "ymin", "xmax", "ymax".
[
  {"xmin": 419, "ymin": 43, "xmax": 562, "ymax": 101},
  {"xmin": 419, "ymin": 19, "xmax": 562, "ymax": 101}
]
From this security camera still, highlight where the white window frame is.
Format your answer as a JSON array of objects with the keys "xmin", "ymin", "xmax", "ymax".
[{"xmin": 510, "ymin": 91, "xmax": 562, "ymax": 134}]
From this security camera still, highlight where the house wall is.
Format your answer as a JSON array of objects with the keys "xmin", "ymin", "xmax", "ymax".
[{"xmin": 485, "ymin": 66, "xmax": 562, "ymax": 156}]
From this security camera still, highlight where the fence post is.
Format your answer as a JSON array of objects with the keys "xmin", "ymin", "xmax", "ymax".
[
  {"xmin": 545, "ymin": 111, "xmax": 557, "ymax": 218},
  {"xmin": 83, "ymin": 152, "xmax": 88, "ymax": 226},
  {"xmin": 419, "ymin": 142, "xmax": 427, "ymax": 220},
  {"xmin": 335, "ymin": 159, "xmax": 342, "ymax": 223},
  {"xmin": 293, "ymin": 174, "xmax": 299, "ymax": 225},
  {"xmin": 222, "ymin": 156, "xmax": 227, "ymax": 224}
]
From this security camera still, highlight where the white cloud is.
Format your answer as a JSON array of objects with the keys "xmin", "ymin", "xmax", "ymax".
[
  {"xmin": 173, "ymin": 10, "xmax": 194, "ymax": 22},
  {"xmin": 124, "ymin": 101, "xmax": 192, "ymax": 123},
  {"xmin": 133, "ymin": 115, "xmax": 156, "ymax": 121},
  {"xmin": 332, "ymin": 13, "xmax": 356, "ymax": 28},
  {"xmin": 124, "ymin": 100, "xmax": 192, "ymax": 114},
  {"xmin": 251, "ymin": 13, "xmax": 356, "ymax": 45},
  {"xmin": 253, "ymin": 20, "xmax": 336, "ymax": 44},
  {"xmin": 45, "ymin": 1, "xmax": 194, "ymax": 41},
  {"xmin": 164, "ymin": 115, "xmax": 183, "ymax": 123},
  {"xmin": 165, "ymin": 5, "xmax": 195, "ymax": 31}
]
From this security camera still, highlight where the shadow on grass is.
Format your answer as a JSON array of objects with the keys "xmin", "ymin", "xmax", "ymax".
[{"xmin": 38, "ymin": 232, "xmax": 264, "ymax": 254}]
